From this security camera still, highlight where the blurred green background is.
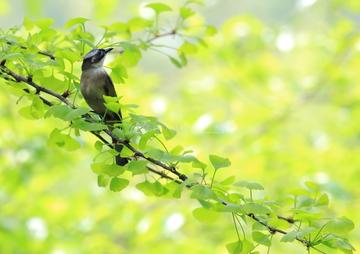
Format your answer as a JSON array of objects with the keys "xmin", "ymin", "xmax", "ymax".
[{"xmin": 1, "ymin": 0, "xmax": 359, "ymax": 253}]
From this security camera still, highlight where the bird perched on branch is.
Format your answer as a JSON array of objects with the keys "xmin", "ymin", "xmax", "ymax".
[{"xmin": 80, "ymin": 48, "xmax": 128, "ymax": 166}]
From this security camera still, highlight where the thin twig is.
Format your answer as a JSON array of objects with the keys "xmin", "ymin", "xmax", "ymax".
[{"xmin": 0, "ymin": 38, "xmax": 322, "ymax": 252}]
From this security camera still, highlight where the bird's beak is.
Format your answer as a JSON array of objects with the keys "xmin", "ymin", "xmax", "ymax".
[{"xmin": 104, "ymin": 48, "xmax": 114, "ymax": 54}]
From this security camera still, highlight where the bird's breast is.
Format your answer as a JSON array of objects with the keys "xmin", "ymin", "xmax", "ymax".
[{"xmin": 80, "ymin": 68, "xmax": 107, "ymax": 114}]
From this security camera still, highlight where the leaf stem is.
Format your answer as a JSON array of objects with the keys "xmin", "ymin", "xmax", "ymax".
[
  {"xmin": 210, "ymin": 170, "xmax": 217, "ymax": 188},
  {"xmin": 232, "ymin": 212, "xmax": 241, "ymax": 241}
]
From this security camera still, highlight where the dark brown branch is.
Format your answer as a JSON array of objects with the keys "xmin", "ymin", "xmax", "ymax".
[
  {"xmin": 127, "ymin": 142, "xmax": 188, "ymax": 181},
  {"xmin": 6, "ymin": 41, "xmax": 55, "ymax": 60},
  {"xmin": 0, "ymin": 64, "xmax": 313, "ymax": 249},
  {"xmin": 74, "ymin": 120, "xmax": 181, "ymax": 183},
  {"xmin": 0, "ymin": 65, "xmax": 71, "ymax": 106},
  {"xmin": 0, "ymin": 40, "xmax": 316, "ymax": 251},
  {"xmin": 247, "ymin": 213, "xmax": 309, "ymax": 245},
  {"xmin": 146, "ymin": 30, "xmax": 177, "ymax": 43},
  {"xmin": 1, "ymin": 62, "xmax": 186, "ymax": 181},
  {"xmin": 5, "ymin": 30, "xmax": 177, "ymax": 62},
  {"xmin": 103, "ymin": 128, "xmax": 187, "ymax": 181},
  {"xmin": 277, "ymin": 215, "xmax": 297, "ymax": 224}
]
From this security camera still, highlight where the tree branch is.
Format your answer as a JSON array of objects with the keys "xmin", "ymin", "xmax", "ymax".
[
  {"xmin": 0, "ymin": 36, "xmax": 319, "ymax": 252},
  {"xmin": 0, "ymin": 64, "xmax": 314, "ymax": 250},
  {"xmin": 0, "ymin": 65, "xmax": 71, "ymax": 106},
  {"xmin": 6, "ymin": 41, "xmax": 56, "ymax": 60}
]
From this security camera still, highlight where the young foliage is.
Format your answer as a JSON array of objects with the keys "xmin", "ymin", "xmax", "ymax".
[{"xmin": 0, "ymin": 2, "xmax": 355, "ymax": 254}]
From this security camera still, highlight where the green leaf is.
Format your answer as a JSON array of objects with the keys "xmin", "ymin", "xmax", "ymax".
[
  {"xmin": 316, "ymin": 193, "xmax": 329, "ymax": 206},
  {"xmin": 127, "ymin": 160, "xmax": 149, "ymax": 175},
  {"xmin": 103, "ymin": 95, "xmax": 118, "ymax": 103},
  {"xmin": 185, "ymin": 0, "xmax": 204, "ymax": 5},
  {"xmin": 205, "ymin": 25, "xmax": 217, "ymax": 36},
  {"xmin": 221, "ymin": 176, "xmax": 236, "ymax": 185},
  {"xmin": 94, "ymin": 141, "xmax": 104, "ymax": 151},
  {"xmin": 169, "ymin": 56, "xmax": 183, "ymax": 68},
  {"xmin": 305, "ymin": 181, "xmax": 321, "ymax": 193},
  {"xmin": 226, "ymin": 241, "xmax": 242, "ymax": 254},
  {"xmin": 64, "ymin": 107, "xmax": 90, "ymax": 121},
  {"xmin": 91, "ymin": 163, "xmax": 125, "ymax": 176},
  {"xmin": 18, "ymin": 106, "xmax": 38, "ymax": 119},
  {"xmin": 190, "ymin": 185, "xmax": 216, "ymax": 200},
  {"xmin": 192, "ymin": 207, "xmax": 219, "ymax": 223},
  {"xmin": 296, "ymin": 195, "xmax": 315, "ymax": 208},
  {"xmin": 192, "ymin": 159, "xmax": 207, "ymax": 170},
  {"xmin": 180, "ymin": 6, "xmax": 195, "ymax": 20},
  {"xmin": 297, "ymin": 227, "xmax": 316, "ymax": 238},
  {"xmin": 111, "ymin": 64, "xmax": 128, "ymax": 83},
  {"xmin": 65, "ymin": 17, "xmax": 89, "ymax": 28},
  {"xmin": 145, "ymin": 3, "xmax": 172, "ymax": 14},
  {"xmin": 36, "ymin": 18, "xmax": 54, "ymax": 29},
  {"xmin": 97, "ymin": 175, "xmax": 109, "ymax": 187},
  {"xmin": 55, "ymin": 49, "xmax": 80, "ymax": 63},
  {"xmin": 48, "ymin": 128, "xmax": 80, "ymax": 151},
  {"xmin": 325, "ymin": 217, "xmax": 355, "ymax": 234},
  {"xmin": 119, "ymin": 146, "xmax": 134, "ymax": 157},
  {"xmin": 128, "ymin": 17, "xmax": 152, "ymax": 32},
  {"xmin": 164, "ymin": 181, "xmax": 184, "ymax": 199},
  {"xmin": 179, "ymin": 41, "xmax": 198, "ymax": 55},
  {"xmin": 118, "ymin": 42, "xmax": 142, "ymax": 67},
  {"xmin": 235, "ymin": 181, "xmax": 264, "ymax": 190},
  {"xmin": 241, "ymin": 203, "xmax": 271, "ymax": 214},
  {"xmin": 2, "ymin": 52, "xmax": 22, "ymax": 60},
  {"xmin": 139, "ymin": 129, "xmax": 159, "ymax": 149},
  {"xmin": 104, "ymin": 101, "xmax": 121, "ymax": 114},
  {"xmin": 209, "ymin": 154, "xmax": 231, "ymax": 170},
  {"xmin": 71, "ymin": 119, "xmax": 107, "ymax": 131},
  {"xmin": 161, "ymin": 125, "xmax": 176, "ymax": 140},
  {"xmin": 169, "ymin": 52, "xmax": 187, "ymax": 68},
  {"xmin": 109, "ymin": 177, "xmax": 129, "ymax": 192},
  {"xmin": 146, "ymin": 148, "xmax": 193, "ymax": 163},
  {"xmin": 252, "ymin": 231, "xmax": 271, "ymax": 246},
  {"xmin": 217, "ymin": 203, "xmax": 243, "ymax": 213},
  {"xmin": 281, "ymin": 228, "xmax": 315, "ymax": 242},
  {"xmin": 45, "ymin": 105, "xmax": 72, "ymax": 119},
  {"xmin": 18, "ymin": 96, "xmax": 45, "ymax": 119},
  {"xmin": 136, "ymin": 181, "xmax": 168, "ymax": 196},
  {"xmin": 23, "ymin": 18, "xmax": 54, "ymax": 29},
  {"xmin": 108, "ymin": 22, "xmax": 129, "ymax": 33},
  {"xmin": 281, "ymin": 231, "xmax": 298, "ymax": 242},
  {"xmin": 322, "ymin": 235, "xmax": 355, "ymax": 253}
]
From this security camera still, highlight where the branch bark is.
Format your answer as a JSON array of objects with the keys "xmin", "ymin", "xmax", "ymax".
[
  {"xmin": 0, "ymin": 62, "xmax": 313, "ymax": 250},
  {"xmin": 0, "ymin": 35, "xmax": 317, "ymax": 251}
]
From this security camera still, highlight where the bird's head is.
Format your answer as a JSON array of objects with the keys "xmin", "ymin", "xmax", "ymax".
[{"xmin": 81, "ymin": 48, "xmax": 113, "ymax": 71}]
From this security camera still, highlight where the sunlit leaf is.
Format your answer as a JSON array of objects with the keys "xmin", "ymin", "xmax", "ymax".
[
  {"xmin": 226, "ymin": 241, "xmax": 242, "ymax": 254},
  {"xmin": 109, "ymin": 177, "xmax": 129, "ymax": 192},
  {"xmin": 91, "ymin": 163, "xmax": 125, "ymax": 176},
  {"xmin": 180, "ymin": 6, "xmax": 195, "ymax": 20},
  {"xmin": 235, "ymin": 181, "xmax": 264, "ymax": 190},
  {"xmin": 209, "ymin": 154, "xmax": 231, "ymax": 170},
  {"xmin": 145, "ymin": 3, "xmax": 172, "ymax": 14},
  {"xmin": 127, "ymin": 160, "xmax": 149, "ymax": 175},
  {"xmin": 252, "ymin": 231, "xmax": 271, "ymax": 246},
  {"xmin": 48, "ymin": 128, "xmax": 80, "ymax": 151},
  {"xmin": 192, "ymin": 207, "xmax": 219, "ymax": 223},
  {"xmin": 65, "ymin": 17, "xmax": 89, "ymax": 28}
]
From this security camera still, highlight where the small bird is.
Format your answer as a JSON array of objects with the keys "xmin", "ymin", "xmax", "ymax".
[{"xmin": 80, "ymin": 48, "xmax": 128, "ymax": 166}]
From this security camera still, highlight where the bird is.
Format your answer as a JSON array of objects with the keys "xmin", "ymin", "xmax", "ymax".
[{"xmin": 80, "ymin": 48, "xmax": 128, "ymax": 166}]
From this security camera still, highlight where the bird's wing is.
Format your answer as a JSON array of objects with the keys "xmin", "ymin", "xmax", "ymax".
[
  {"xmin": 103, "ymin": 72, "xmax": 117, "ymax": 97},
  {"xmin": 102, "ymin": 71, "xmax": 123, "ymax": 120}
]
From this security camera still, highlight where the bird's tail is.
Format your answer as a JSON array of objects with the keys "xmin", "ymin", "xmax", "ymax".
[
  {"xmin": 105, "ymin": 112, "xmax": 128, "ymax": 166},
  {"xmin": 113, "ymin": 139, "xmax": 128, "ymax": 166}
]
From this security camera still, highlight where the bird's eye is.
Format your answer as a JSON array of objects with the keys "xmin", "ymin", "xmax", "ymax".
[{"xmin": 89, "ymin": 50, "xmax": 106, "ymax": 63}]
